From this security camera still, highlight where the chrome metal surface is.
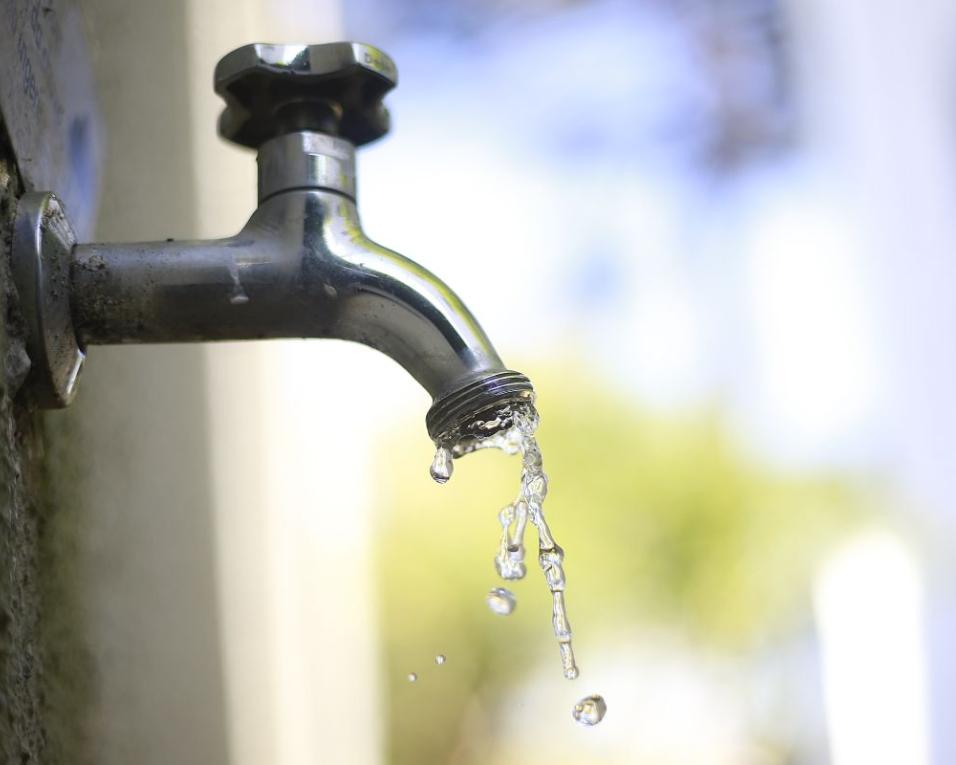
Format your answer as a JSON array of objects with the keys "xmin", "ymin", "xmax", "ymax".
[
  {"xmin": 19, "ymin": 40, "xmax": 532, "ymax": 441},
  {"xmin": 12, "ymin": 192, "xmax": 84, "ymax": 407},
  {"xmin": 215, "ymin": 42, "xmax": 396, "ymax": 148},
  {"xmin": 71, "ymin": 188, "xmax": 524, "ymax": 417},
  {"xmin": 258, "ymin": 132, "xmax": 356, "ymax": 201}
]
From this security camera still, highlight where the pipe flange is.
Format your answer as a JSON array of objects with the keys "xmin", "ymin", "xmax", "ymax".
[{"xmin": 12, "ymin": 192, "xmax": 84, "ymax": 407}]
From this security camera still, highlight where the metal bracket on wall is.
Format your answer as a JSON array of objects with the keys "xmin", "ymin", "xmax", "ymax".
[{"xmin": 12, "ymin": 192, "xmax": 84, "ymax": 407}]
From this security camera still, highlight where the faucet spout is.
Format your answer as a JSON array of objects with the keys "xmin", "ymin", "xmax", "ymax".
[{"xmin": 70, "ymin": 186, "xmax": 532, "ymax": 442}]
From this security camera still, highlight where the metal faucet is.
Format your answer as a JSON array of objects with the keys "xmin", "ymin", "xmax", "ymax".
[{"xmin": 12, "ymin": 42, "xmax": 532, "ymax": 444}]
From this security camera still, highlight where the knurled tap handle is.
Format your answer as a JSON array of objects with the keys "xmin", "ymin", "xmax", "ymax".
[{"xmin": 213, "ymin": 42, "xmax": 398, "ymax": 149}]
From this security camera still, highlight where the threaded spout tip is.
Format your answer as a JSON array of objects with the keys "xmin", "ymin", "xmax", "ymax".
[{"xmin": 425, "ymin": 370, "xmax": 534, "ymax": 446}]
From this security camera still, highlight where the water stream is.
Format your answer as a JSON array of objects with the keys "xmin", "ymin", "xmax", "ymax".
[{"xmin": 430, "ymin": 401, "xmax": 580, "ymax": 681}]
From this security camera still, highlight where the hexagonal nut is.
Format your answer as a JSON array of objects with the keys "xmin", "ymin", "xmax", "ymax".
[{"xmin": 214, "ymin": 42, "xmax": 398, "ymax": 149}]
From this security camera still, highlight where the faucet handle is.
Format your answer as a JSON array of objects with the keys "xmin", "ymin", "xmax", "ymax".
[{"xmin": 214, "ymin": 42, "xmax": 397, "ymax": 149}]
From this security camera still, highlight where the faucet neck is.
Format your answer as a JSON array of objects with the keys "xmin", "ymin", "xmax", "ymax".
[{"xmin": 257, "ymin": 130, "xmax": 357, "ymax": 202}]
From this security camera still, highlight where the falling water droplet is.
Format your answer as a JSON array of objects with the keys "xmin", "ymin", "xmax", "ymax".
[
  {"xmin": 486, "ymin": 587, "xmax": 517, "ymax": 615},
  {"xmin": 572, "ymin": 695, "xmax": 607, "ymax": 726},
  {"xmin": 435, "ymin": 654, "xmax": 446, "ymax": 665},
  {"xmin": 429, "ymin": 446, "xmax": 453, "ymax": 484},
  {"xmin": 407, "ymin": 672, "xmax": 418, "ymax": 683}
]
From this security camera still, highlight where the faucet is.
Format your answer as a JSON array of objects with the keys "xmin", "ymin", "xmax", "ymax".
[{"xmin": 12, "ymin": 42, "xmax": 533, "ymax": 446}]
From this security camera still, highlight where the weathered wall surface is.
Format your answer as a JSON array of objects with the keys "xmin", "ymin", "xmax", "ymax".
[
  {"xmin": 38, "ymin": 0, "xmax": 230, "ymax": 761},
  {"xmin": 0, "ymin": 3, "xmax": 105, "ymax": 757},
  {"xmin": 0, "ymin": 126, "xmax": 47, "ymax": 763},
  {"xmin": 0, "ymin": 1, "xmax": 230, "ymax": 762}
]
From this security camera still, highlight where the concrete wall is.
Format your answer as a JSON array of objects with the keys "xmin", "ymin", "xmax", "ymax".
[
  {"xmin": 0, "ymin": 2, "xmax": 217, "ymax": 761},
  {"xmin": 0, "ymin": 126, "xmax": 48, "ymax": 765},
  {"xmin": 0, "ymin": 0, "xmax": 231, "ymax": 761},
  {"xmin": 38, "ymin": 0, "xmax": 230, "ymax": 761}
]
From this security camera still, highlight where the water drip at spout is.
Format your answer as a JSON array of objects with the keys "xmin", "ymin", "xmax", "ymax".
[{"xmin": 429, "ymin": 446, "xmax": 453, "ymax": 484}]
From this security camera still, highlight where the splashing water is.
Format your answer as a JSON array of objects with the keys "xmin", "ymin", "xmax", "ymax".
[
  {"xmin": 572, "ymin": 695, "xmax": 607, "ymax": 726},
  {"xmin": 486, "ymin": 586, "xmax": 517, "ymax": 615},
  {"xmin": 431, "ymin": 401, "xmax": 579, "ymax": 681}
]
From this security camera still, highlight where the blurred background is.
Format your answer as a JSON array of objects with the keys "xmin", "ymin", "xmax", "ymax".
[{"xmin": 62, "ymin": 0, "xmax": 956, "ymax": 763}]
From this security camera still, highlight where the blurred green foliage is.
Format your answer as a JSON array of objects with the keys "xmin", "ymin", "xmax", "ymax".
[{"xmin": 373, "ymin": 366, "xmax": 866, "ymax": 764}]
